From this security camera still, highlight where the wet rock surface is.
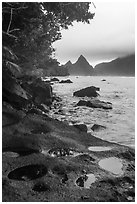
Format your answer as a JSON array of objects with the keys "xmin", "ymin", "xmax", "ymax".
[
  {"xmin": 73, "ymin": 124, "xmax": 87, "ymax": 132},
  {"xmin": 77, "ymin": 99, "xmax": 112, "ymax": 109},
  {"xmin": 3, "ymin": 146, "xmax": 40, "ymax": 157},
  {"xmin": 48, "ymin": 147, "xmax": 74, "ymax": 157},
  {"xmin": 76, "ymin": 173, "xmax": 96, "ymax": 189},
  {"xmin": 2, "ymin": 77, "xmax": 135, "ymax": 202},
  {"xmin": 91, "ymin": 124, "xmax": 106, "ymax": 131},
  {"xmin": 3, "ymin": 108, "xmax": 135, "ymax": 201},
  {"xmin": 75, "ymin": 154, "xmax": 96, "ymax": 163},
  {"xmin": 8, "ymin": 164, "xmax": 48, "ymax": 181},
  {"xmin": 32, "ymin": 182, "xmax": 50, "ymax": 192},
  {"xmin": 59, "ymin": 79, "xmax": 73, "ymax": 83},
  {"xmin": 73, "ymin": 86, "xmax": 100, "ymax": 97},
  {"xmin": 2, "ymin": 151, "xmax": 19, "ymax": 158},
  {"xmin": 50, "ymin": 77, "xmax": 59, "ymax": 82},
  {"xmin": 118, "ymin": 150, "xmax": 135, "ymax": 161}
]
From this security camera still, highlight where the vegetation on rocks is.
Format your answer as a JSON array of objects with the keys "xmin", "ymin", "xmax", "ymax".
[
  {"xmin": 2, "ymin": 2, "xmax": 135, "ymax": 202},
  {"xmin": 2, "ymin": 2, "xmax": 94, "ymax": 75}
]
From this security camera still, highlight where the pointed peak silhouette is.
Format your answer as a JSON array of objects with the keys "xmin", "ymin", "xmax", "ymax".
[{"xmin": 78, "ymin": 55, "xmax": 86, "ymax": 61}]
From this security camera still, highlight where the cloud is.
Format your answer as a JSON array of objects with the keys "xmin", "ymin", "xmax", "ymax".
[{"xmin": 53, "ymin": 0, "xmax": 135, "ymax": 65}]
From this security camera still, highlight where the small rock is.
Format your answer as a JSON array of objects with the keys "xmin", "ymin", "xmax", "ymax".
[
  {"xmin": 81, "ymin": 195, "xmax": 89, "ymax": 200},
  {"xmin": 91, "ymin": 124, "xmax": 106, "ymax": 131},
  {"xmin": 50, "ymin": 77, "xmax": 59, "ymax": 82},
  {"xmin": 127, "ymin": 196, "xmax": 133, "ymax": 201},
  {"xmin": 82, "ymin": 169, "xmax": 87, "ymax": 174},
  {"xmin": 77, "ymin": 99, "xmax": 112, "ymax": 109},
  {"xmin": 73, "ymin": 124, "xmax": 87, "ymax": 132},
  {"xmin": 59, "ymin": 79, "xmax": 73, "ymax": 83}
]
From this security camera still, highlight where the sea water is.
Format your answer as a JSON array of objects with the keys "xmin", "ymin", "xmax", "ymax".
[{"xmin": 49, "ymin": 76, "xmax": 135, "ymax": 148}]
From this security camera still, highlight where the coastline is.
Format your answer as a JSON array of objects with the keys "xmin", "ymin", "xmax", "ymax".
[{"xmin": 2, "ymin": 76, "xmax": 135, "ymax": 202}]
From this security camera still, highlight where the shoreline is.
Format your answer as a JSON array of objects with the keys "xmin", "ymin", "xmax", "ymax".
[
  {"xmin": 49, "ymin": 76, "xmax": 135, "ymax": 148},
  {"xmin": 2, "ymin": 76, "xmax": 135, "ymax": 202}
]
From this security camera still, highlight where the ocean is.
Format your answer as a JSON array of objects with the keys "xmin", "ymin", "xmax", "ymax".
[{"xmin": 48, "ymin": 76, "xmax": 135, "ymax": 148}]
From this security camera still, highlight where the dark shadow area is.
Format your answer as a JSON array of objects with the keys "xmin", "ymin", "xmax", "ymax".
[{"xmin": 8, "ymin": 164, "xmax": 48, "ymax": 181}]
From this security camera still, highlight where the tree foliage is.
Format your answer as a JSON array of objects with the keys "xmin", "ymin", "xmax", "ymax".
[{"xmin": 2, "ymin": 2, "xmax": 94, "ymax": 73}]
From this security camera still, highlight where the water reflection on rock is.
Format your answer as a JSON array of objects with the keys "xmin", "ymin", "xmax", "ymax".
[
  {"xmin": 99, "ymin": 157, "xmax": 123, "ymax": 175},
  {"xmin": 76, "ymin": 173, "xmax": 96, "ymax": 189},
  {"xmin": 88, "ymin": 146, "xmax": 112, "ymax": 152}
]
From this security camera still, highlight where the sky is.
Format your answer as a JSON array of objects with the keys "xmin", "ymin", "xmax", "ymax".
[{"xmin": 53, "ymin": 0, "xmax": 135, "ymax": 67}]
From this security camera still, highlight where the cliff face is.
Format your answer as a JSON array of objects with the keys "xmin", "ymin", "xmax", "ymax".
[
  {"xmin": 94, "ymin": 55, "xmax": 135, "ymax": 76},
  {"xmin": 65, "ymin": 55, "xmax": 94, "ymax": 76}
]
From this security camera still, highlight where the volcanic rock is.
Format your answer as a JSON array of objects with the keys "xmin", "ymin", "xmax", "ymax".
[
  {"xmin": 59, "ymin": 79, "xmax": 73, "ymax": 83},
  {"xmin": 73, "ymin": 124, "xmax": 87, "ymax": 132},
  {"xmin": 51, "ymin": 77, "xmax": 59, "ymax": 82},
  {"xmin": 77, "ymin": 99, "xmax": 112, "ymax": 109},
  {"xmin": 73, "ymin": 86, "xmax": 100, "ymax": 97},
  {"xmin": 91, "ymin": 124, "xmax": 106, "ymax": 131}
]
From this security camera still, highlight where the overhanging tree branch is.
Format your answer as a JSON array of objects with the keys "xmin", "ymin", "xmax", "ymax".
[
  {"xmin": 3, "ymin": 31, "xmax": 17, "ymax": 39},
  {"xmin": 7, "ymin": 8, "xmax": 13, "ymax": 33}
]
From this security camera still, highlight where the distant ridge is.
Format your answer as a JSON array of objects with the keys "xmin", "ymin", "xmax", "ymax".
[
  {"xmin": 64, "ymin": 55, "xmax": 94, "ymax": 76},
  {"xmin": 94, "ymin": 54, "xmax": 135, "ymax": 76},
  {"xmin": 64, "ymin": 60, "xmax": 73, "ymax": 67},
  {"xmin": 63, "ymin": 54, "xmax": 135, "ymax": 76}
]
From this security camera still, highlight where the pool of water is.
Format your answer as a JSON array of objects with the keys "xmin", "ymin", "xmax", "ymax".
[
  {"xmin": 76, "ymin": 173, "xmax": 96, "ymax": 189},
  {"xmin": 98, "ymin": 157, "xmax": 123, "ymax": 175},
  {"xmin": 88, "ymin": 146, "xmax": 112, "ymax": 152}
]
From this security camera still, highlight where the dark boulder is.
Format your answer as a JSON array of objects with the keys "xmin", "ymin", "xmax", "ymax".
[
  {"xmin": 3, "ymin": 69, "xmax": 29, "ymax": 101},
  {"xmin": 73, "ymin": 86, "xmax": 100, "ymax": 97},
  {"xmin": 59, "ymin": 79, "xmax": 73, "ymax": 83},
  {"xmin": 73, "ymin": 124, "xmax": 87, "ymax": 132},
  {"xmin": 21, "ymin": 78, "xmax": 53, "ymax": 106},
  {"xmin": 3, "ymin": 88, "xmax": 30, "ymax": 110},
  {"xmin": 77, "ymin": 100, "xmax": 88, "ymax": 106},
  {"xmin": 91, "ymin": 124, "xmax": 106, "ymax": 131},
  {"xmin": 6, "ymin": 61, "xmax": 22, "ymax": 78},
  {"xmin": 77, "ymin": 99, "xmax": 112, "ymax": 109},
  {"xmin": 36, "ymin": 104, "xmax": 49, "ymax": 113},
  {"xmin": 88, "ymin": 99, "xmax": 112, "ymax": 109},
  {"xmin": 101, "ymin": 79, "xmax": 106, "ymax": 81},
  {"xmin": 51, "ymin": 77, "xmax": 59, "ymax": 82},
  {"xmin": 31, "ymin": 85, "xmax": 52, "ymax": 105}
]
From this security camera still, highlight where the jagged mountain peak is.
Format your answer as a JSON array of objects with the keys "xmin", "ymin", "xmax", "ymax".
[
  {"xmin": 76, "ymin": 55, "xmax": 89, "ymax": 64},
  {"xmin": 64, "ymin": 60, "xmax": 72, "ymax": 68},
  {"xmin": 66, "ymin": 60, "xmax": 72, "ymax": 65},
  {"xmin": 65, "ymin": 55, "xmax": 93, "ymax": 76},
  {"xmin": 79, "ymin": 54, "xmax": 85, "ymax": 59}
]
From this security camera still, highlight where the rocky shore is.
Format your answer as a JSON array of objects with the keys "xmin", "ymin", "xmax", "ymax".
[{"xmin": 2, "ymin": 76, "xmax": 135, "ymax": 202}]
